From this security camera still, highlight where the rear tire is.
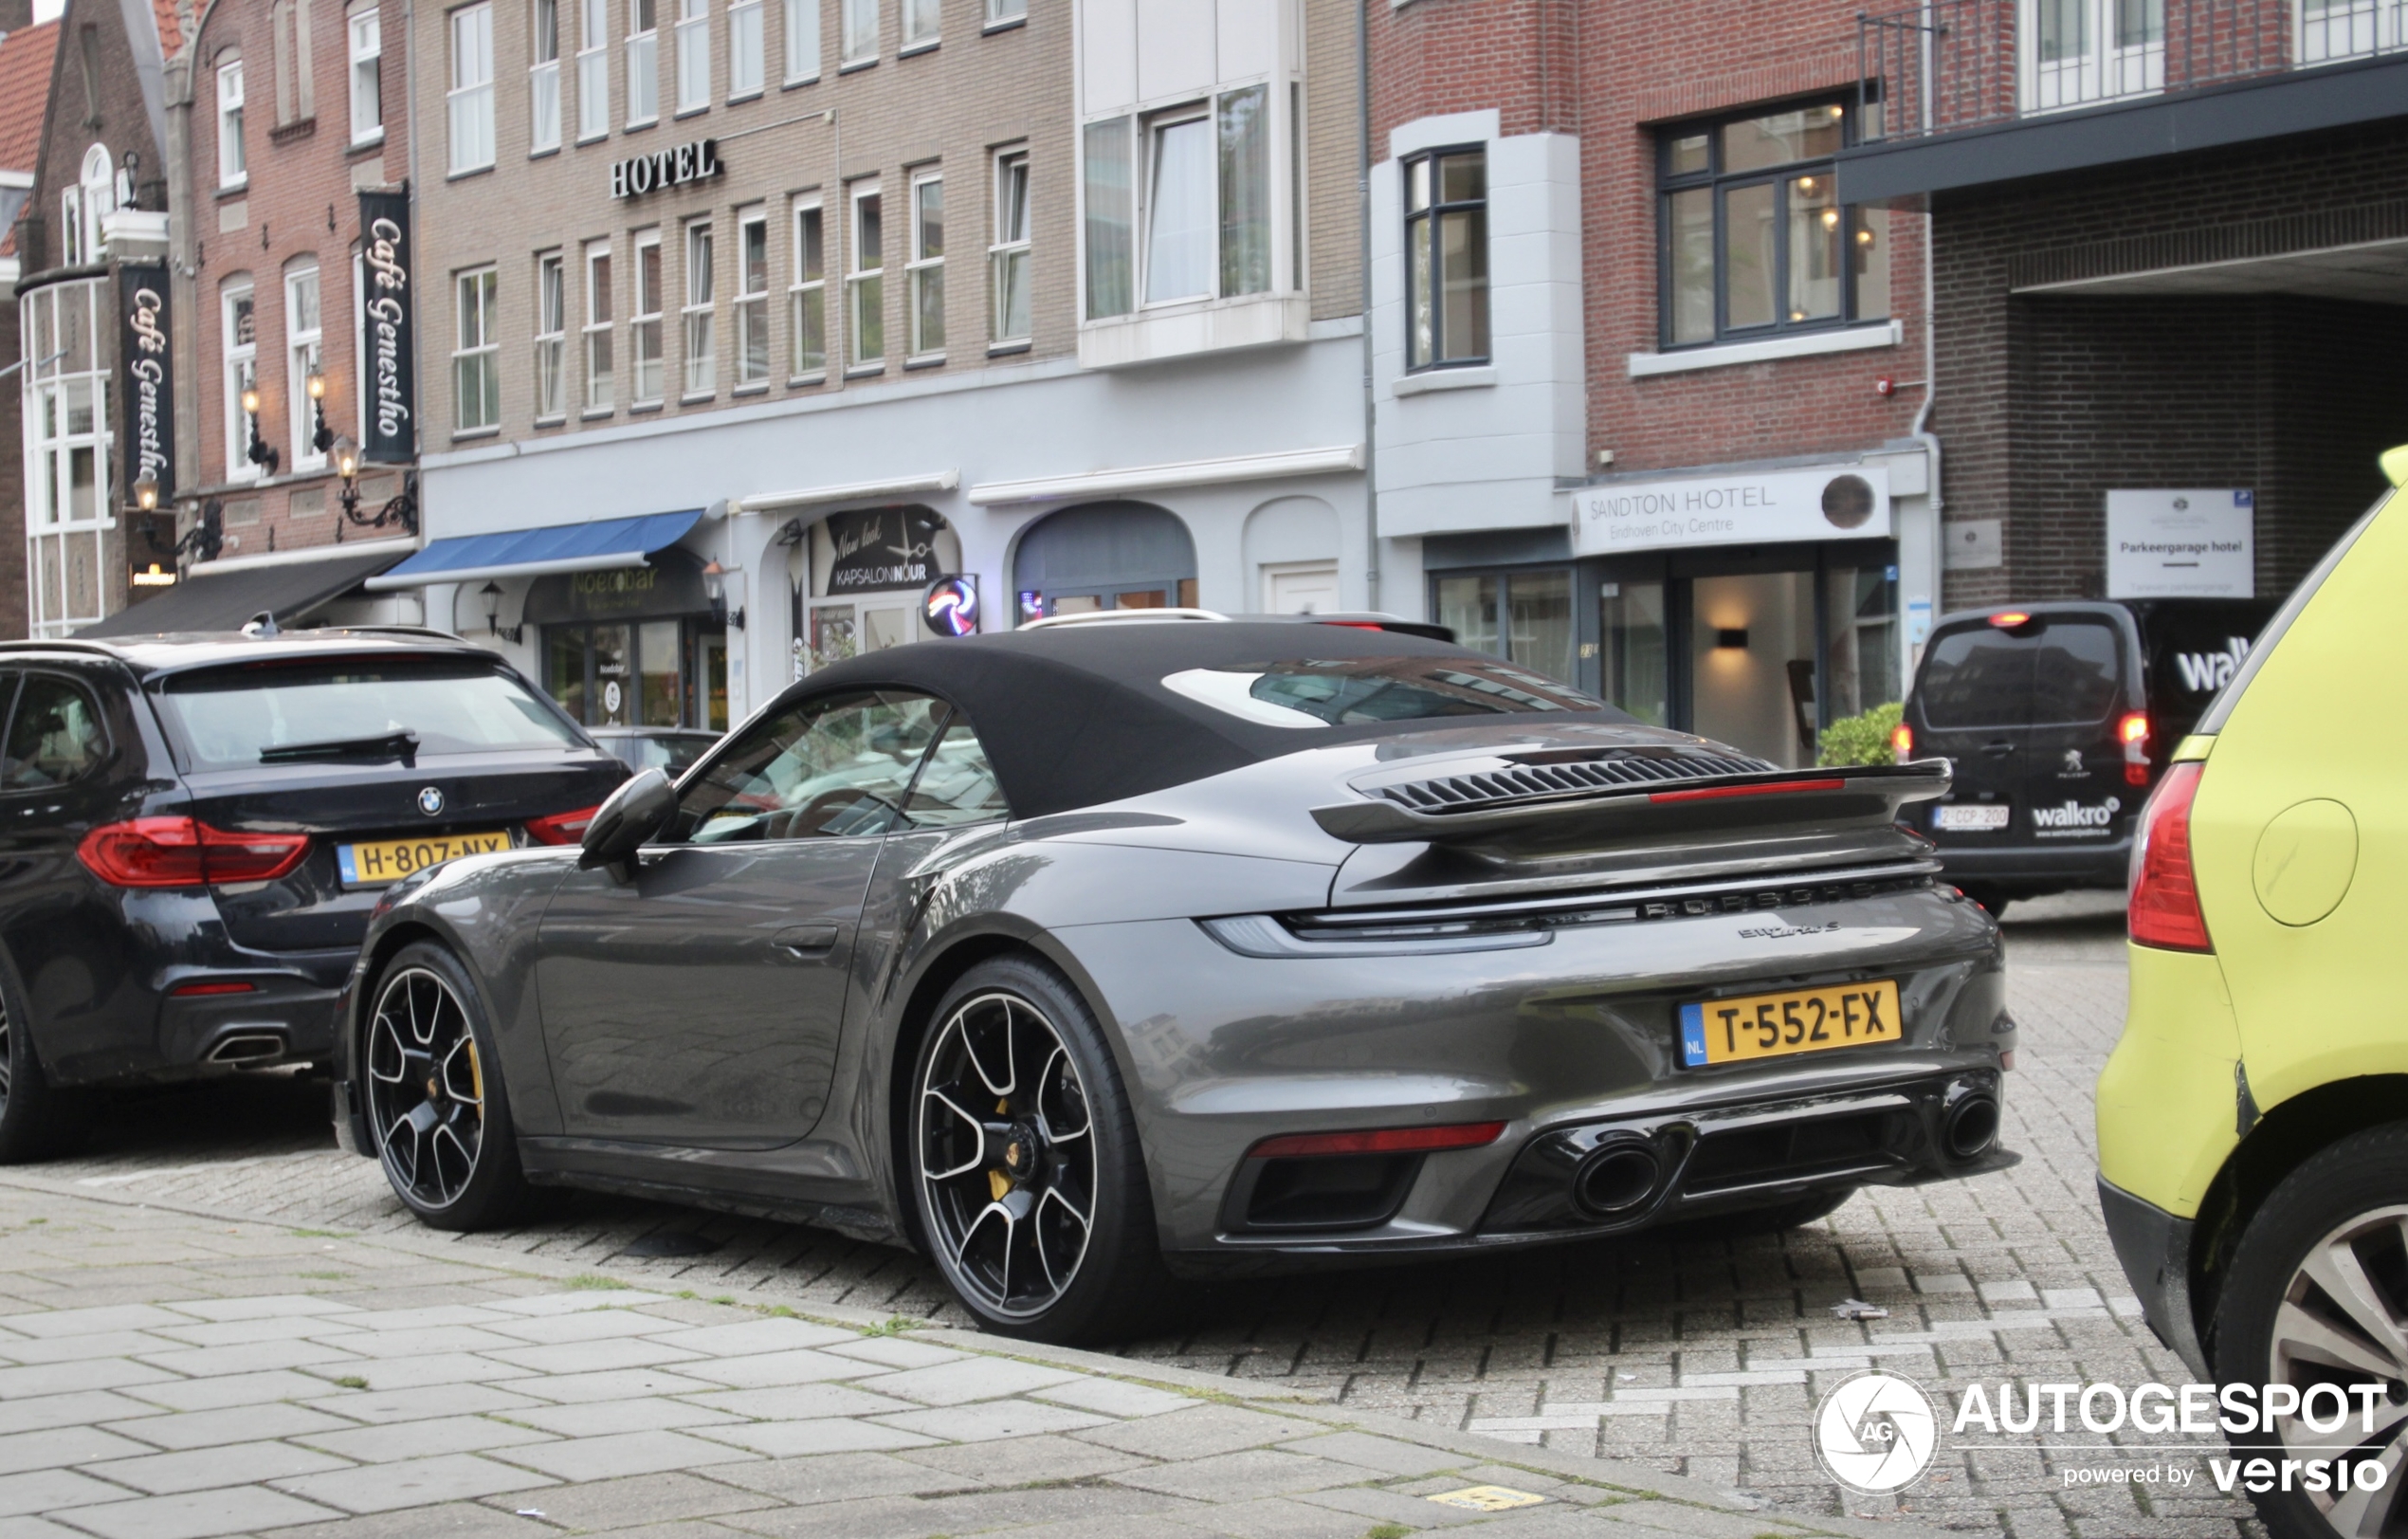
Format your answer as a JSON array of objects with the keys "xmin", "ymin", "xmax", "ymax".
[
  {"xmin": 2211, "ymin": 1124, "xmax": 2408, "ymax": 1539},
  {"xmin": 0, "ymin": 957, "xmax": 89, "ymax": 1163},
  {"xmin": 908, "ymin": 954, "xmax": 1176, "ymax": 1345},
  {"xmin": 362, "ymin": 942, "xmax": 538, "ymax": 1232}
]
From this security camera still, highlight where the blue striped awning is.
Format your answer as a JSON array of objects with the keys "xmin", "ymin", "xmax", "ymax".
[{"xmin": 365, "ymin": 510, "xmax": 703, "ymax": 590}]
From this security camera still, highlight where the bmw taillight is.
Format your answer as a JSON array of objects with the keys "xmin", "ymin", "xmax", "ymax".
[
  {"xmin": 2118, "ymin": 710, "xmax": 2150, "ymax": 786},
  {"xmin": 2128, "ymin": 760, "xmax": 2210, "ymax": 952},
  {"xmin": 525, "ymin": 804, "xmax": 604, "ymax": 846},
  {"xmin": 77, "ymin": 817, "xmax": 309, "ymax": 888},
  {"xmin": 1891, "ymin": 720, "xmax": 1914, "ymax": 762}
]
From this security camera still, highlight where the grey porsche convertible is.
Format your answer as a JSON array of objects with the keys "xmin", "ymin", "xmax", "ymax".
[{"xmin": 334, "ymin": 617, "xmax": 2015, "ymax": 1342}]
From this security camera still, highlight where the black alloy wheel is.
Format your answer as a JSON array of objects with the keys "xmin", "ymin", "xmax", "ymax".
[
  {"xmin": 364, "ymin": 943, "xmax": 536, "ymax": 1230},
  {"xmin": 2215, "ymin": 1124, "xmax": 2408, "ymax": 1539},
  {"xmin": 910, "ymin": 956, "xmax": 1174, "ymax": 1343}
]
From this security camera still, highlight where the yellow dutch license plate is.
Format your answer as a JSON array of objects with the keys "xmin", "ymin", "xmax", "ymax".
[
  {"xmin": 337, "ymin": 832, "xmax": 511, "ymax": 887},
  {"xmin": 1678, "ymin": 980, "xmax": 1903, "ymax": 1068}
]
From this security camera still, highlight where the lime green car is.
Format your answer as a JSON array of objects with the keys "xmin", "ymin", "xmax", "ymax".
[{"xmin": 2098, "ymin": 446, "xmax": 2408, "ymax": 1538}]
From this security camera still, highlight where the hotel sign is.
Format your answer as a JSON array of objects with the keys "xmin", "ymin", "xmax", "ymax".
[
  {"xmin": 117, "ymin": 263, "xmax": 173, "ymax": 503},
  {"xmin": 611, "ymin": 138, "xmax": 722, "ymax": 198},
  {"xmin": 358, "ymin": 190, "xmax": 417, "ymax": 465},
  {"xmin": 1569, "ymin": 466, "xmax": 1892, "ymax": 555}
]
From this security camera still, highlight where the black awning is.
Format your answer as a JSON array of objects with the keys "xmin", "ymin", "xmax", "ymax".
[{"xmin": 80, "ymin": 549, "xmax": 410, "ymax": 638}]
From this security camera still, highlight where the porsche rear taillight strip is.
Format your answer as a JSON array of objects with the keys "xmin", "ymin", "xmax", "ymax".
[{"xmin": 1648, "ymin": 778, "xmax": 1846, "ymax": 804}]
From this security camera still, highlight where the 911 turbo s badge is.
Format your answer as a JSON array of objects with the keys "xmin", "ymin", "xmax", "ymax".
[
  {"xmin": 1738, "ymin": 922, "xmax": 1843, "ymax": 940},
  {"xmin": 417, "ymin": 786, "xmax": 445, "ymax": 816}
]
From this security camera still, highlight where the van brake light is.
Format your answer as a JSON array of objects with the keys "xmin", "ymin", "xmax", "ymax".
[
  {"xmin": 1890, "ymin": 721, "xmax": 1913, "ymax": 762},
  {"xmin": 2118, "ymin": 710, "xmax": 2150, "ymax": 785},
  {"xmin": 2128, "ymin": 760, "xmax": 2210, "ymax": 952}
]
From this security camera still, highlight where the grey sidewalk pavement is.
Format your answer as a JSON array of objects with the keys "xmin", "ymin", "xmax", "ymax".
[{"xmin": 0, "ymin": 1173, "xmax": 1959, "ymax": 1539}]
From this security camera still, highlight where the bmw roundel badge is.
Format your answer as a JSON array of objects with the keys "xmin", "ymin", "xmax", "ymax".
[{"xmin": 417, "ymin": 786, "xmax": 446, "ymax": 816}]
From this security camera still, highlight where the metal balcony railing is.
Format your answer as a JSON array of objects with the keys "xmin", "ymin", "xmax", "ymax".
[{"xmin": 1857, "ymin": 0, "xmax": 2408, "ymax": 141}]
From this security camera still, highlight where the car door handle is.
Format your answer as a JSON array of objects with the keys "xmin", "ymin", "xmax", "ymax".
[
  {"xmin": 1979, "ymin": 742, "xmax": 2016, "ymax": 755},
  {"xmin": 773, "ymin": 924, "xmax": 842, "ymax": 960}
]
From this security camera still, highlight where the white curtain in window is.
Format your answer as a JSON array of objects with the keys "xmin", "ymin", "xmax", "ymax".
[
  {"xmin": 1144, "ymin": 117, "xmax": 1213, "ymax": 303},
  {"xmin": 784, "ymin": 0, "xmax": 818, "ymax": 76}
]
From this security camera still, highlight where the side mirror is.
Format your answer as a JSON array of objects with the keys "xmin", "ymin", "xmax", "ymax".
[{"xmin": 577, "ymin": 767, "xmax": 677, "ymax": 872}]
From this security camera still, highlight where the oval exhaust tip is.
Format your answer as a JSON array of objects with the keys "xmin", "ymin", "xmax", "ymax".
[
  {"xmin": 1943, "ymin": 1094, "xmax": 2000, "ymax": 1162},
  {"xmin": 1573, "ymin": 1145, "xmax": 1663, "ymax": 1216},
  {"xmin": 208, "ymin": 1033, "xmax": 286, "ymax": 1065}
]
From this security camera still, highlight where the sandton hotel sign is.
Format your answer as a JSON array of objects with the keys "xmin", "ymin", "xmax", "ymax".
[{"xmin": 358, "ymin": 189, "xmax": 417, "ymax": 465}]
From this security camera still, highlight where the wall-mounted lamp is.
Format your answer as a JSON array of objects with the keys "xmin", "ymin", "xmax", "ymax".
[
  {"xmin": 1713, "ymin": 628, "xmax": 1750, "ymax": 650},
  {"xmin": 306, "ymin": 371, "xmax": 334, "ymax": 453},
  {"xmin": 702, "ymin": 560, "xmax": 745, "ymax": 631},
  {"xmin": 333, "ymin": 438, "xmax": 417, "ymax": 537},
  {"xmin": 480, "ymin": 580, "xmax": 524, "ymax": 644},
  {"xmin": 240, "ymin": 384, "xmax": 280, "ymax": 473},
  {"xmin": 132, "ymin": 475, "xmax": 158, "ymax": 514}
]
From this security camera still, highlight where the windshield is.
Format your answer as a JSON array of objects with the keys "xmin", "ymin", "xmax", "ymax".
[
  {"xmin": 156, "ymin": 656, "xmax": 584, "ymax": 771},
  {"xmin": 1161, "ymin": 656, "xmax": 1613, "ymax": 728}
]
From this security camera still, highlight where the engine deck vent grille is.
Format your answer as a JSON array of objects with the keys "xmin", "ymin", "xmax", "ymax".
[{"xmin": 1372, "ymin": 751, "xmax": 1779, "ymax": 813}]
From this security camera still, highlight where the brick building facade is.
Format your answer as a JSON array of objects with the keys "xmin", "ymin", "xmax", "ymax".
[
  {"xmin": 0, "ymin": 15, "xmax": 61, "ymax": 640},
  {"xmin": 1364, "ymin": 0, "xmax": 1938, "ymax": 767},
  {"xmin": 14, "ymin": 0, "xmax": 176, "ymax": 636},
  {"xmin": 377, "ymin": 0, "xmax": 1373, "ymax": 729},
  {"xmin": 174, "ymin": 0, "xmax": 419, "ymax": 576}
]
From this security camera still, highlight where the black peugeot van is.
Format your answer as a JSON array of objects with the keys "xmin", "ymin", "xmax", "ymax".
[{"xmin": 1897, "ymin": 599, "xmax": 2274, "ymax": 912}]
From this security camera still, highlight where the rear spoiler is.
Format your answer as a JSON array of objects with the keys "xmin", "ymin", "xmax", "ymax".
[{"xmin": 1310, "ymin": 760, "xmax": 1951, "ymax": 846}]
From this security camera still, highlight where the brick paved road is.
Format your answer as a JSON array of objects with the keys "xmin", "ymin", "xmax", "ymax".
[{"xmin": 22, "ymin": 893, "xmax": 2266, "ymax": 1539}]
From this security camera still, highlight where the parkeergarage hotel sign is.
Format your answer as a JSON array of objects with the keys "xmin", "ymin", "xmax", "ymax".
[
  {"xmin": 116, "ymin": 263, "xmax": 173, "ymax": 502},
  {"xmin": 611, "ymin": 138, "xmax": 722, "ymax": 198},
  {"xmin": 358, "ymin": 189, "xmax": 416, "ymax": 465}
]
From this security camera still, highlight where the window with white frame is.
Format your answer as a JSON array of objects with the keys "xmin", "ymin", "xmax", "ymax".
[
  {"xmin": 537, "ymin": 250, "xmax": 566, "ymax": 417},
  {"xmin": 1403, "ymin": 146, "xmax": 1486, "ymax": 370},
  {"xmin": 848, "ymin": 185, "xmax": 882, "ymax": 365},
  {"xmin": 270, "ymin": 0, "xmax": 315, "ymax": 126},
  {"xmin": 531, "ymin": 0, "xmax": 562, "ymax": 150},
  {"xmin": 907, "ymin": 171, "xmax": 942, "ymax": 357},
  {"xmin": 683, "ymin": 220, "xmax": 715, "ymax": 394},
  {"xmin": 286, "ymin": 260, "xmax": 325, "ymax": 470},
  {"xmin": 676, "ymin": 0, "xmax": 708, "ymax": 111},
  {"xmin": 784, "ymin": 0, "xmax": 818, "ymax": 80},
  {"xmin": 627, "ymin": 0, "xmax": 659, "ymax": 123},
  {"xmin": 448, "ymin": 3, "xmax": 495, "ymax": 173},
  {"xmin": 1083, "ymin": 85, "xmax": 1273, "ymax": 319},
  {"xmin": 790, "ymin": 196, "xmax": 825, "ymax": 375},
  {"xmin": 583, "ymin": 240, "xmax": 614, "ymax": 408},
  {"xmin": 989, "ymin": 148, "xmax": 1029, "ymax": 343},
  {"xmin": 453, "ymin": 266, "xmax": 500, "ymax": 431},
  {"xmin": 73, "ymin": 144, "xmax": 114, "ymax": 263},
  {"xmin": 349, "ymin": 5, "xmax": 383, "ymax": 142},
  {"xmin": 217, "ymin": 59, "xmax": 247, "ymax": 188},
  {"xmin": 902, "ymin": 0, "xmax": 935, "ymax": 50},
  {"xmin": 59, "ymin": 188, "xmax": 83, "ymax": 266},
  {"xmin": 222, "ymin": 278, "xmax": 259, "ymax": 481},
  {"xmin": 736, "ymin": 206, "xmax": 769, "ymax": 382},
  {"xmin": 840, "ymin": 0, "xmax": 873, "ymax": 65},
  {"xmin": 577, "ymin": 0, "xmax": 609, "ymax": 137},
  {"xmin": 729, "ymin": 0, "xmax": 761, "ymax": 94},
  {"xmin": 22, "ymin": 281, "xmax": 112, "ymax": 636},
  {"xmin": 985, "ymin": 0, "xmax": 1021, "ymax": 27},
  {"xmin": 632, "ymin": 228, "xmax": 664, "ymax": 399}
]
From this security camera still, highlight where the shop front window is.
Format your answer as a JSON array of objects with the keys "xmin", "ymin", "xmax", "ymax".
[
  {"xmin": 543, "ymin": 616, "xmax": 724, "ymax": 728},
  {"xmin": 1600, "ymin": 578, "xmax": 1669, "ymax": 727}
]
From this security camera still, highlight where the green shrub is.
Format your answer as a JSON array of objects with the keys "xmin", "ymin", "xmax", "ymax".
[{"xmin": 1817, "ymin": 701, "xmax": 1904, "ymax": 768}]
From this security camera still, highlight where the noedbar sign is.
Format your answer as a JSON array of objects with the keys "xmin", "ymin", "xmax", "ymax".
[
  {"xmin": 117, "ymin": 264, "xmax": 173, "ymax": 503},
  {"xmin": 1569, "ymin": 467, "xmax": 1891, "ymax": 555},
  {"xmin": 358, "ymin": 190, "xmax": 416, "ymax": 465}
]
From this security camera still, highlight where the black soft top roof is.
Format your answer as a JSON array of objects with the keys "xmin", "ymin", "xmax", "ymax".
[{"xmin": 793, "ymin": 622, "xmax": 1626, "ymax": 818}]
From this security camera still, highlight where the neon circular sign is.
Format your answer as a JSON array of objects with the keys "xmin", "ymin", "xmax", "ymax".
[{"xmin": 922, "ymin": 576, "xmax": 978, "ymax": 637}]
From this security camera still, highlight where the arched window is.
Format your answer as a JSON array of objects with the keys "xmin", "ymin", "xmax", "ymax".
[
  {"xmin": 60, "ymin": 143, "xmax": 112, "ymax": 265},
  {"xmin": 1011, "ymin": 502, "xmax": 1198, "ymax": 622}
]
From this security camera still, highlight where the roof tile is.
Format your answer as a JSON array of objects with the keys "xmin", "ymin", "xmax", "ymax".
[{"xmin": 0, "ymin": 21, "xmax": 59, "ymax": 175}]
